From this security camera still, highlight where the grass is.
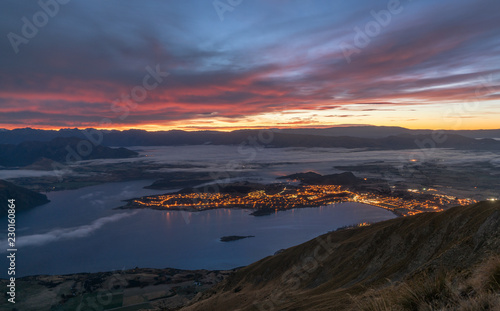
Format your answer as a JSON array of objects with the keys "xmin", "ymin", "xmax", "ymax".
[
  {"xmin": 352, "ymin": 255, "xmax": 500, "ymax": 311},
  {"xmin": 470, "ymin": 255, "xmax": 500, "ymax": 292}
]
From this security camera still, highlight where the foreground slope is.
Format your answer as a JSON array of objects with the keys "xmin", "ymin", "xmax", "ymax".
[{"xmin": 182, "ymin": 201, "xmax": 500, "ymax": 311}]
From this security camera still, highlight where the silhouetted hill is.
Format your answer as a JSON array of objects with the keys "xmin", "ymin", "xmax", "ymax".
[
  {"xmin": 284, "ymin": 126, "xmax": 500, "ymax": 139},
  {"xmin": 0, "ymin": 137, "xmax": 138, "ymax": 167},
  {"xmin": 282, "ymin": 125, "xmax": 419, "ymax": 138},
  {"xmin": 84, "ymin": 130, "xmax": 500, "ymax": 150},
  {"xmin": 181, "ymin": 201, "xmax": 500, "ymax": 310},
  {"xmin": 267, "ymin": 132, "xmax": 500, "ymax": 149},
  {"xmin": 0, "ymin": 128, "xmax": 83, "ymax": 144},
  {"xmin": 1, "ymin": 127, "xmax": 500, "ymax": 148},
  {"xmin": 0, "ymin": 180, "xmax": 50, "ymax": 217}
]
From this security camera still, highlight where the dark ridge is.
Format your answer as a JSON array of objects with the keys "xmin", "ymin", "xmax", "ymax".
[
  {"xmin": 0, "ymin": 180, "xmax": 50, "ymax": 217},
  {"xmin": 0, "ymin": 137, "xmax": 138, "ymax": 167}
]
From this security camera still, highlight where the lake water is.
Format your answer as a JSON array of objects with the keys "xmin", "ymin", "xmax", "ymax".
[{"xmin": 0, "ymin": 180, "xmax": 395, "ymax": 277}]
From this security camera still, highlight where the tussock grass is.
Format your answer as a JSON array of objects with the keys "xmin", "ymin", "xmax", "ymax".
[
  {"xmin": 352, "ymin": 255, "xmax": 500, "ymax": 311},
  {"xmin": 470, "ymin": 255, "xmax": 500, "ymax": 292}
]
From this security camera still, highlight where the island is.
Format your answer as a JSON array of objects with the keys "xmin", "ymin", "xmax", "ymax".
[{"xmin": 220, "ymin": 235, "xmax": 255, "ymax": 242}]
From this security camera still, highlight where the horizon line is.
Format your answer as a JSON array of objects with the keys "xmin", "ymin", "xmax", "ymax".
[{"xmin": 2, "ymin": 125, "xmax": 500, "ymax": 133}]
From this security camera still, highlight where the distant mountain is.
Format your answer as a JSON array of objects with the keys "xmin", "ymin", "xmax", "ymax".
[
  {"xmin": 1, "ymin": 128, "xmax": 500, "ymax": 150},
  {"xmin": 264, "ymin": 132, "xmax": 500, "ymax": 150},
  {"xmin": 0, "ymin": 180, "xmax": 49, "ymax": 217},
  {"xmin": 283, "ymin": 126, "xmax": 500, "ymax": 139},
  {"xmin": 181, "ymin": 201, "xmax": 500, "ymax": 311},
  {"xmin": 281, "ymin": 125, "xmax": 420, "ymax": 138},
  {"xmin": 0, "ymin": 137, "xmax": 138, "ymax": 167},
  {"xmin": 0, "ymin": 128, "xmax": 89, "ymax": 144}
]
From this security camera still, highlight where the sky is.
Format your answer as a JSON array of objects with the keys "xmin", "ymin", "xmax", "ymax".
[{"xmin": 1, "ymin": 0, "xmax": 500, "ymax": 131}]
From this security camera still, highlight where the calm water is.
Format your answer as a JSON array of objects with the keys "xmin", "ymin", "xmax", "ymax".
[{"xmin": 0, "ymin": 180, "xmax": 395, "ymax": 277}]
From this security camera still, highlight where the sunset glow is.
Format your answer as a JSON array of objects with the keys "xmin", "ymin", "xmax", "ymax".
[{"xmin": 1, "ymin": 0, "xmax": 499, "ymax": 131}]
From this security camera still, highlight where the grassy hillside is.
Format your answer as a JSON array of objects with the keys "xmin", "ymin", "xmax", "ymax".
[{"xmin": 181, "ymin": 201, "xmax": 500, "ymax": 311}]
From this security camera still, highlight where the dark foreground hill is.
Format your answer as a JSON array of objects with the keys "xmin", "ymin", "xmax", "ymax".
[
  {"xmin": 181, "ymin": 201, "xmax": 500, "ymax": 311},
  {"xmin": 0, "ymin": 137, "xmax": 138, "ymax": 167},
  {"xmin": 0, "ymin": 180, "xmax": 49, "ymax": 217}
]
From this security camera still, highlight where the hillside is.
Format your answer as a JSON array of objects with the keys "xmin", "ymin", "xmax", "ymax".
[
  {"xmin": 0, "ymin": 180, "xmax": 50, "ymax": 217},
  {"xmin": 181, "ymin": 201, "xmax": 500, "ymax": 310}
]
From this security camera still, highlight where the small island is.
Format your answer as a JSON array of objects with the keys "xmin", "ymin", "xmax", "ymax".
[
  {"xmin": 220, "ymin": 235, "xmax": 255, "ymax": 242},
  {"xmin": 250, "ymin": 208, "xmax": 275, "ymax": 216}
]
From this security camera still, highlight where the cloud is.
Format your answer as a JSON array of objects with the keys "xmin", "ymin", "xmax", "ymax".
[
  {"xmin": 0, "ymin": 0, "xmax": 499, "ymax": 129},
  {"xmin": 1, "ymin": 212, "xmax": 138, "ymax": 249}
]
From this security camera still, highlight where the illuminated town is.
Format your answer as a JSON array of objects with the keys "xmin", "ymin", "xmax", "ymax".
[{"xmin": 121, "ymin": 184, "xmax": 477, "ymax": 216}]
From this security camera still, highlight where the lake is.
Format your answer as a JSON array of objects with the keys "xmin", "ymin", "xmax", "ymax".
[{"xmin": 0, "ymin": 180, "xmax": 396, "ymax": 277}]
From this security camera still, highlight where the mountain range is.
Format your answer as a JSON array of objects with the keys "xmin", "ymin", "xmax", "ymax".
[
  {"xmin": 0, "ymin": 137, "xmax": 138, "ymax": 167},
  {"xmin": 1, "ymin": 126, "xmax": 500, "ymax": 145},
  {"xmin": 1, "ymin": 127, "xmax": 500, "ymax": 151}
]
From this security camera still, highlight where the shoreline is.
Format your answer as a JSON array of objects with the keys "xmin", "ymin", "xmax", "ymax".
[{"xmin": 116, "ymin": 201, "xmax": 405, "ymax": 217}]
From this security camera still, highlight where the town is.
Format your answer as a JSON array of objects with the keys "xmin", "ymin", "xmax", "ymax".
[{"xmin": 120, "ymin": 184, "xmax": 477, "ymax": 216}]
